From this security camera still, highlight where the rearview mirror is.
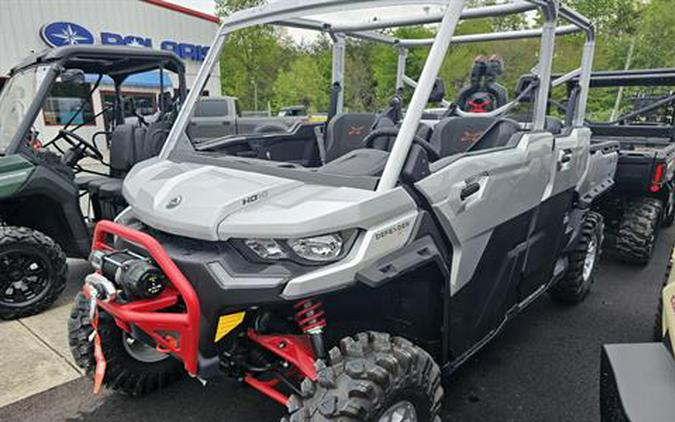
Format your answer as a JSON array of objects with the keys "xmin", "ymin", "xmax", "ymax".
[
  {"xmin": 59, "ymin": 69, "xmax": 86, "ymax": 85},
  {"xmin": 429, "ymin": 78, "xmax": 446, "ymax": 103}
]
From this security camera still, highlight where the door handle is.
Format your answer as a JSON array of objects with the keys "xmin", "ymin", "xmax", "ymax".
[
  {"xmin": 558, "ymin": 149, "xmax": 573, "ymax": 171},
  {"xmin": 559, "ymin": 149, "xmax": 573, "ymax": 163},
  {"xmin": 460, "ymin": 182, "xmax": 481, "ymax": 201}
]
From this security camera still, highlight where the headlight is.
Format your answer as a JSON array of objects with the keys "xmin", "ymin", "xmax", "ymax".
[
  {"xmin": 239, "ymin": 230, "xmax": 357, "ymax": 265},
  {"xmin": 288, "ymin": 233, "xmax": 343, "ymax": 262},
  {"xmin": 244, "ymin": 239, "xmax": 288, "ymax": 259}
]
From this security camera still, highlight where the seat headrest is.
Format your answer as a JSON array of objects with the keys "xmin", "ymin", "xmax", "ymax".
[
  {"xmin": 430, "ymin": 116, "xmax": 498, "ymax": 158},
  {"xmin": 515, "ymin": 74, "xmax": 539, "ymax": 103},
  {"xmin": 508, "ymin": 112, "xmax": 563, "ymax": 135},
  {"xmin": 324, "ymin": 112, "xmax": 377, "ymax": 162}
]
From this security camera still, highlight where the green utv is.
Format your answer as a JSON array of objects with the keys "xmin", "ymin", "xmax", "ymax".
[{"xmin": 0, "ymin": 46, "xmax": 186, "ymax": 319}]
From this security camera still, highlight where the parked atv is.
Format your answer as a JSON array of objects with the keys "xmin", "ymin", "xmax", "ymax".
[
  {"xmin": 68, "ymin": 1, "xmax": 615, "ymax": 421},
  {"xmin": 565, "ymin": 69, "xmax": 675, "ymax": 264},
  {"xmin": 0, "ymin": 46, "xmax": 186, "ymax": 319},
  {"xmin": 600, "ymin": 246, "xmax": 675, "ymax": 421}
]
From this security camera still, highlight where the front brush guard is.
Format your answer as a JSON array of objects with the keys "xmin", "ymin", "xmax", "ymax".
[{"xmin": 87, "ymin": 220, "xmax": 201, "ymax": 376}]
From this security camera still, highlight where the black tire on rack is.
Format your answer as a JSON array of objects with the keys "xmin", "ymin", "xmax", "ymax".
[
  {"xmin": 0, "ymin": 226, "xmax": 67, "ymax": 320},
  {"xmin": 284, "ymin": 331, "xmax": 443, "ymax": 422},
  {"xmin": 615, "ymin": 197, "xmax": 663, "ymax": 265},
  {"xmin": 67, "ymin": 292, "xmax": 184, "ymax": 396},
  {"xmin": 550, "ymin": 211, "xmax": 604, "ymax": 304}
]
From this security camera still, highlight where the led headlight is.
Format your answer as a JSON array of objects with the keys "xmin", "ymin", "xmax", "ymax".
[
  {"xmin": 240, "ymin": 230, "xmax": 357, "ymax": 264},
  {"xmin": 244, "ymin": 239, "xmax": 288, "ymax": 259},
  {"xmin": 288, "ymin": 233, "xmax": 343, "ymax": 262}
]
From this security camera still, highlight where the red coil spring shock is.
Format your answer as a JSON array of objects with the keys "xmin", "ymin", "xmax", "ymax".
[{"xmin": 294, "ymin": 299, "xmax": 327, "ymax": 359}]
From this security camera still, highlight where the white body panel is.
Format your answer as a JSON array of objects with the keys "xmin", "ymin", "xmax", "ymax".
[
  {"xmin": 123, "ymin": 159, "xmax": 418, "ymax": 241},
  {"xmin": 417, "ymin": 132, "xmax": 555, "ymax": 294}
]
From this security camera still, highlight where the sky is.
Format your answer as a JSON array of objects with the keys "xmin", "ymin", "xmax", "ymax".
[
  {"xmin": 165, "ymin": 0, "xmax": 444, "ymax": 44},
  {"xmin": 167, "ymin": 0, "xmax": 217, "ymax": 15},
  {"xmin": 166, "ymin": 0, "xmax": 444, "ymax": 22}
]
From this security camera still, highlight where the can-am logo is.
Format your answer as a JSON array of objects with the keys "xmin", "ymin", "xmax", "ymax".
[
  {"xmin": 41, "ymin": 22, "xmax": 95, "ymax": 47},
  {"xmin": 40, "ymin": 21, "xmax": 209, "ymax": 62}
]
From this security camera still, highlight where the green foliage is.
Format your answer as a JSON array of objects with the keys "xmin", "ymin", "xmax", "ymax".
[
  {"xmin": 273, "ymin": 54, "xmax": 329, "ymax": 112},
  {"xmin": 215, "ymin": 0, "xmax": 264, "ymax": 17},
  {"xmin": 213, "ymin": 0, "xmax": 675, "ymax": 119},
  {"xmin": 631, "ymin": 0, "xmax": 675, "ymax": 69}
]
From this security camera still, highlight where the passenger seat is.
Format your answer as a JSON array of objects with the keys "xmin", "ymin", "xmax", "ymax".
[
  {"xmin": 429, "ymin": 116, "xmax": 521, "ymax": 158},
  {"xmin": 429, "ymin": 116, "xmax": 497, "ymax": 158},
  {"xmin": 323, "ymin": 113, "xmax": 377, "ymax": 163}
]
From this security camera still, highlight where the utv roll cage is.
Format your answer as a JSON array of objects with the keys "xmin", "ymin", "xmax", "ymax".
[
  {"xmin": 5, "ymin": 45, "xmax": 187, "ymax": 156},
  {"xmin": 564, "ymin": 69, "xmax": 675, "ymax": 128},
  {"xmin": 162, "ymin": 0, "xmax": 595, "ymax": 192},
  {"xmin": 573, "ymin": 69, "xmax": 675, "ymax": 88}
]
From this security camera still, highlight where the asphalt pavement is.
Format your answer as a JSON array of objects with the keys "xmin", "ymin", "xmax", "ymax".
[{"xmin": 0, "ymin": 228, "xmax": 671, "ymax": 422}]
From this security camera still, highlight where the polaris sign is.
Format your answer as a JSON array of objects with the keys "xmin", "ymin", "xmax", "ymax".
[{"xmin": 40, "ymin": 21, "xmax": 209, "ymax": 62}]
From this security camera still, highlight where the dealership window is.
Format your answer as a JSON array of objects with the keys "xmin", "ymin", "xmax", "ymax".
[{"xmin": 43, "ymin": 83, "xmax": 95, "ymax": 126}]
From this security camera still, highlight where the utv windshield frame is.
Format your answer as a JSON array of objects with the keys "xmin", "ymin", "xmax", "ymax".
[
  {"xmin": 2, "ymin": 45, "xmax": 187, "ymax": 156},
  {"xmin": 161, "ymin": 0, "xmax": 595, "ymax": 192}
]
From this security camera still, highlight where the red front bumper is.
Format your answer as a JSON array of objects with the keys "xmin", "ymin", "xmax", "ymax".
[{"xmin": 90, "ymin": 220, "xmax": 201, "ymax": 376}]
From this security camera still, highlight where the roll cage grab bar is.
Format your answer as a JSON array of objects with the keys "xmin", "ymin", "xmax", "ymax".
[{"xmin": 160, "ymin": 0, "xmax": 595, "ymax": 192}]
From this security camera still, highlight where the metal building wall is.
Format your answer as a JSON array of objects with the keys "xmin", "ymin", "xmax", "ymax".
[{"xmin": 0, "ymin": 0, "xmax": 221, "ymax": 95}]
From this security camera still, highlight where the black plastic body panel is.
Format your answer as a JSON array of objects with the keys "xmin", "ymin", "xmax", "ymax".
[
  {"xmin": 600, "ymin": 343, "xmax": 675, "ymax": 422},
  {"xmin": 196, "ymin": 123, "xmax": 322, "ymax": 168},
  {"xmin": 0, "ymin": 163, "xmax": 90, "ymax": 257},
  {"xmin": 116, "ymin": 228, "xmax": 315, "ymax": 358},
  {"xmin": 592, "ymin": 135, "xmax": 675, "ymax": 196}
]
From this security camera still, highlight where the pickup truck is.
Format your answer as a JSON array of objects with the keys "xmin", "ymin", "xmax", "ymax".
[
  {"xmin": 567, "ymin": 69, "xmax": 675, "ymax": 264},
  {"xmin": 188, "ymin": 96, "xmax": 307, "ymax": 143}
]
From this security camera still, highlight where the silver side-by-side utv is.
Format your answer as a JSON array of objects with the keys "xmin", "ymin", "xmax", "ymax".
[{"xmin": 68, "ymin": 1, "xmax": 618, "ymax": 421}]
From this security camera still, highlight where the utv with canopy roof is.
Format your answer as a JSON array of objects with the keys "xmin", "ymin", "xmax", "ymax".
[
  {"xmin": 564, "ymin": 69, "xmax": 675, "ymax": 264},
  {"xmin": 68, "ymin": 2, "xmax": 618, "ymax": 421},
  {"xmin": 0, "ymin": 46, "xmax": 186, "ymax": 319}
]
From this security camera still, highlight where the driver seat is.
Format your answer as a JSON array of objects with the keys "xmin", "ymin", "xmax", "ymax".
[{"xmin": 84, "ymin": 123, "xmax": 146, "ymax": 219}]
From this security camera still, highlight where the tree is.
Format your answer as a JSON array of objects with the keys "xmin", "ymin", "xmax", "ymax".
[
  {"xmin": 630, "ymin": 0, "xmax": 675, "ymax": 69},
  {"xmin": 371, "ymin": 27, "xmax": 435, "ymax": 108},
  {"xmin": 273, "ymin": 54, "xmax": 329, "ymax": 112},
  {"xmin": 215, "ymin": 0, "xmax": 292, "ymax": 111},
  {"xmin": 215, "ymin": 0, "xmax": 264, "ymax": 17}
]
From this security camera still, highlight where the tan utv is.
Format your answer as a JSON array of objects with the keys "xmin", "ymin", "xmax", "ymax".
[{"xmin": 600, "ymin": 246, "xmax": 675, "ymax": 421}]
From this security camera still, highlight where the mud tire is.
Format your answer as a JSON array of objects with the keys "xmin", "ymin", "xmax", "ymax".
[
  {"xmin": 284, "ymin": 331, "xmax": 443, "ymax": 422},
  {"xmin": 550, "ymin": 212, "xmax": 604, "ymax": 303},
  {"xmin": 67, "ymin": 292, "xmax": 183, "ymax": 396},
  {"xmin": 615, "ymin": 197, "xmax": 663, "ymax": 265},
  {"xmin": 0, "ymin": 226, "xmax": 67, "ymax": 320}
]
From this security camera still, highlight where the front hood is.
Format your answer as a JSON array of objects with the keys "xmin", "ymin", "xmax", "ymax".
[{"xmin": 123, "ymin": 159, "xmax": 415, "ymax": 241}]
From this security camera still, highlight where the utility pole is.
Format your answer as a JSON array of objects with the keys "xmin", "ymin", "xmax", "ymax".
[
  {"xmin": 611, "ymin": 40, "xmax": 636, "ymax": 121},
  {"xmin": 251, "ymin": 78, "xmax": 259, "ymax": 111}
]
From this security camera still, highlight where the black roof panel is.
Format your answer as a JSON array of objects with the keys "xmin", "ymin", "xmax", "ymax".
[
  {"xmin": 561, "ymin": 68, "xmax": 675, "ymax": 88},
  {"xmin": 11, "ymin": 45, "xmax": 185, "ymax": 78}
]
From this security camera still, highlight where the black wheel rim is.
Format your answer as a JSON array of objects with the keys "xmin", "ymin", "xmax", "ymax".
[{"xmin": 0, "ymin": 247, "xmax": 53, "ymax": 308}]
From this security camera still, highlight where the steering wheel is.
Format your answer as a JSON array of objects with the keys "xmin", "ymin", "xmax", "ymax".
[
  {"xmin": 57, "ymin": 129, "xmax": 104, "ymax": 161},
  {"xmin": 363, "ymin": 127, "xmax": 440, "ymax": 162}
]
